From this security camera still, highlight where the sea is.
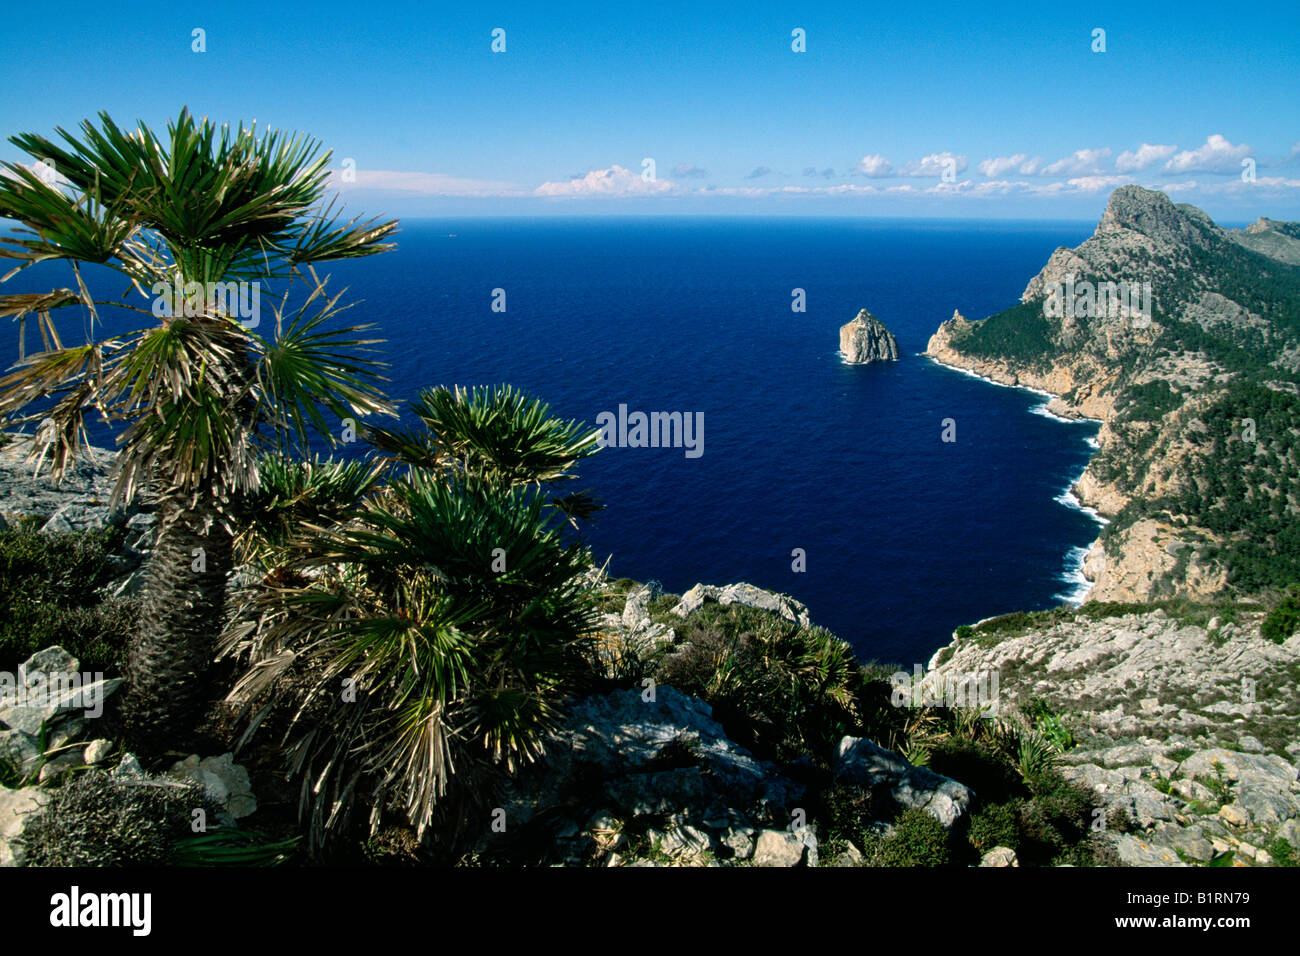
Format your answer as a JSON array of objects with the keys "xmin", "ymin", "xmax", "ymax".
[{"xmin": 4, "ymin": 217, "xmax": 1103, "ymax": 666}]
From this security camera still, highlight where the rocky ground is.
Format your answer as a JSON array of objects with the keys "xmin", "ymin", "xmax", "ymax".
[
  {"xmin": 5, "ymin": 431, "xmax": 1297, "ymax": 866},
  {"xmin": 927, "ymin": 606, "xmax": 1300, "ymax": 865},
  {"xmin": 0, "ymin": 433, "xmax": 154, "ymax": 599},
  {"xmin": 839, "ymin": 308, "xmax": 900, "ymax": 364}
]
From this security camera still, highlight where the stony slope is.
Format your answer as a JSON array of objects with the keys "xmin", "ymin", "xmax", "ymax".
[{"xmin": 927, "ymin": 603, "xmax": 1300, "ymax": 865}]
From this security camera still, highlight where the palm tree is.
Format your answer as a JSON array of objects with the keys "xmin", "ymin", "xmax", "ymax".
[
  {"xmin": 0, "ymin": 109, "xmax": 397, "ymax": 753},
  {"xmin": 225, "ymin": 385, "xmax": 603, "ymax": 854}
]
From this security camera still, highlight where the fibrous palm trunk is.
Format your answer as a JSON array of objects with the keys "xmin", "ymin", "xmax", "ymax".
[{"xmin": 124, "ymin": 491, "xmax": 234, "ymax": 756}]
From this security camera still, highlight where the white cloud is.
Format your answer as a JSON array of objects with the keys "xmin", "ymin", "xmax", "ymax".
[
  {"xmin": 1064, "ymin": 175, "xmax": 1132, "ymax": 192},
  {"xmin": 852, "ymin": 154, "xmax": 894, "ymax": 177},
  {"xmin": 328, "ymin": 168, "xmax": 525, "ymax": 197},
  {"xmin": 899, "ymin": 152, "xmax": 968, "ymax": 177},
  {"xmin": 1, "ymin": 160, "xmax": 70, "ymax": 187},
  {"xmin": 1040, "ymin": 148, "xmax": 1113, "ymax": 176},
  {"xmin": 977, "ymin": 154, "xmax": 1029, "ymax": 177},
  {"xmin": 534, "ymin": 165, "xmax": 678, "ymax": 197},
  {"xmin": 1164, "ymin": 135, "xmax": 1252, "ymax": 174},
  {"xmin": 1018, "ymin": 156, "xmax": 1045, "ymax": 175},
  {"xmin": 1115, "ymin": 143, "xmax": 1178, "ymax": 173},
  {"xmin": 971, "ymin": 179, "xmax": 1032, "ymax": 196}
]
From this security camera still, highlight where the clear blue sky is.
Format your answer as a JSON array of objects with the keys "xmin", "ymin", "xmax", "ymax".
[{"xmin": 2, "ymin": 0, "xmax": 1298, "ymax": 219}]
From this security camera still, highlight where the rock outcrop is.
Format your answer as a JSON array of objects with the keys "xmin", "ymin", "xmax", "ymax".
[
  {"xmin": 0, "ymin": 434, "xmax": 118, "ymax": 530},
  {"xmin": 928, "ymin": 605, "xmax": 1300, "ymax": 865},
  {"xmin": 486, "ymin": 685, "xmax": 814, "ymax": 866},
  {"xmin": 0, "ymin": 646, "xmax": 123, "ymax": 783},
  {"xmin": 0, "ymin": 434, "xmax": 155, "ymax": 598},
  {"xmin": 671, "ymin": 581, "xmax": 812, "ymax": 628},
  {"xmin": 835, "ymin": 735, "xmax": 974, "ymax": 828},
  {"xmin": 839, "ymin": 309, "xmax": 900, "ymax": 364}
]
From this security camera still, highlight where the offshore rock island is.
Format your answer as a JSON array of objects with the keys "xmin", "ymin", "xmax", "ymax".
[{"xmin": 839, "ymin": 308, "xmax": 900, "ymax": 364}]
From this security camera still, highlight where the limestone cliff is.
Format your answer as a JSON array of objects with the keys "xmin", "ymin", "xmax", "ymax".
[
  {"xmin": 926, "ymin": 185, "xmax": 1300, "ymax": 603},
  {"xmin": 839, "ymin": 309, "xmax": 900, "ymax": 364}
]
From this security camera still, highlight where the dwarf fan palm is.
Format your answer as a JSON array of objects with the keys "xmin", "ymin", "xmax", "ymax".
[
  {"xmin": 367, "ymin": 383, "xmax": 604, "ymax": 522},
  {"xmin": 0, "ymin": 109, "xmax": 397, "ymax": 752},
  {"xmin": 225, "ymin": 387, "xmax": 603, "ymax": 853}
]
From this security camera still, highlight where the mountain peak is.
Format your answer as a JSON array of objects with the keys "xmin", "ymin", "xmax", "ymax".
[{"xmin": 1098, "ymin": 185, "xmax": 1181, "ymax": 234}]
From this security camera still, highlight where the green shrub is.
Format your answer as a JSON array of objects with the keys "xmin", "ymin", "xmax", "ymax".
[
  {"xmin": 1261, "ymin": 587, "xmax": 1300, "ymax": 644},
  {"xmin": 968, "ymin": 802, "xmax": 1020, "ymax": 854},
  {"xmin": 655, "ymin": 606, "xmax": 861, "ymax": 763},
  {"xmin": 817, "ymin": 783, "xmax": 877, "ymax": 849},
  {"xmin": 1016, "ymin": 771, "xmax": 1101, "ymax": 863},
  {"xmin": 1265, "ymin": 837, "xmax": 1298, "ymax": 867},
  {"xmin": 1015, "ymin": 731, "xmax": 1062, "ymax": 780},
  {"xmin": 1056, "ymin": 832, "xmax": 1124, "ymax": 867},
  {"xmin": 18, "ymin": 771, "xmax": 219, "ymax": 866},
  {"xmin": 171, "ymin": 827, "xmax": 301, "ymax": 866},
  {"xmin": 929, "ymin": 738, "xmax": 1024, "ymax": 805},
  {"xmin": 862, "ymin": 808, "xmax": 951, "ymax": 867},
  {"xmin": 0, "ymin": 527, "xmax": 135, "ymax": 674},
  {"xmin": 1021, "ymin": 697, "xmax": 1076, "ymax": 752}
]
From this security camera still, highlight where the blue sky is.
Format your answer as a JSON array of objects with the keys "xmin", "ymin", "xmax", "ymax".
[{"xmin": 2, "ymin": 0, "xmax": 1298, "ymax": 219}]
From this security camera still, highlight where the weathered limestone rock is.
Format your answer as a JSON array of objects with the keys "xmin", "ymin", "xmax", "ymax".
[
  {"xmin": 1108, "ymin": 832, "xmax": 1188, "ymax": 867},
  {"xmin": 834, "ymin": 736, "xmax": 974, "ymax": 828},
  {"xmin": 839, "ymin": 309, "xmax": 900, "ymax": 364},
  {"xmin": 671, "ymin": 582, "xmax": 812, "ymax": 629},
  {"xmin": 751, "ymin": 828, "xmax": 815, "ymax": 867},
  {"xmin": 979, "ymin": 846, "xmax": 1019, "ymax": 867},
  {"xmin": 491, "ymin": 686, "xmax": 807, "ymax": 865},
  {"xmin": 0, "ymin": 646, "xmax": 121, "ymax": 779},
  {"xmin": 0, "ymin": 786, "xmax": 47, "ymax": 867},
  {"xmin": 163, "ymin": 753, "xmax": 257, "ymax": 820}
]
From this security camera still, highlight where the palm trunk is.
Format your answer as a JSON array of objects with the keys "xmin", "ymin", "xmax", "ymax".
[{"xmin": 124, "ymin": 490, "xmax": 234, "ymax": 755}]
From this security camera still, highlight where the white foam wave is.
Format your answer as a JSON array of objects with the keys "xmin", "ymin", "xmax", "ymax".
[
  {"xmin": 1054, "ymin": 485, "xmax": 1110, "ymax": 526},
  {"xmin": 925, "ymin": 356, "xmax": 1104, "ymax": 423},
  {"xmin": 926, "ymin": 353, "xmax": 1110, "ymax": 608},
  {"xmin": 1055, "ymin": 545, "xmax": 1095, "ymax": 605}
]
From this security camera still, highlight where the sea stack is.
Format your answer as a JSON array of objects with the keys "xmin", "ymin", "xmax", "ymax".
[{"xmin": 839, "ymin": 309, "xmax": 900, "ymax": 364}]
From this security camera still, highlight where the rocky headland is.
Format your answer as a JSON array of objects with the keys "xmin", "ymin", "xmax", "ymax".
[{"xmin": 926, "ymin": 185, "xmax": 1300, "ymax": 605}]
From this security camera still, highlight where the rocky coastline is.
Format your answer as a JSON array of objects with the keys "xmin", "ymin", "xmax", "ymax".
[{"xmin": 924, "ymin": 186, "xmax": 1300, "ymax": 604}]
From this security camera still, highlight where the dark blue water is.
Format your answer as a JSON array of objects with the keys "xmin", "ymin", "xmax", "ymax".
[{"xmin": 2, "ymin": 217, "xmax": 1100, "ymax": 664}]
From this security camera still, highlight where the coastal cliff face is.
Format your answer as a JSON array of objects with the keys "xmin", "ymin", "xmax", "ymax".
[
  {"xmin": 839, "ymin": 309, "xmax": 900, "ymax": 364},
  {"xmin": 926, "ymin": 185, "xmax": 1300, "ymax": 603}
]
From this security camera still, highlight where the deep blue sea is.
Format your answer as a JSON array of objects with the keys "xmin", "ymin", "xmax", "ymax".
[
  {"xmin": 324, "ymin": 217, "xmax": 1104, "ymax": 664},
  {"xmin": 5, "ymin": 217, "xmax": 1102, "ymax": 665}
]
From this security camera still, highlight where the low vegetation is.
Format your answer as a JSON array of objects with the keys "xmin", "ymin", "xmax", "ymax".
[{"xmin": 0, "ymin": 522, "xmax": 136, "ymax": 674}]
